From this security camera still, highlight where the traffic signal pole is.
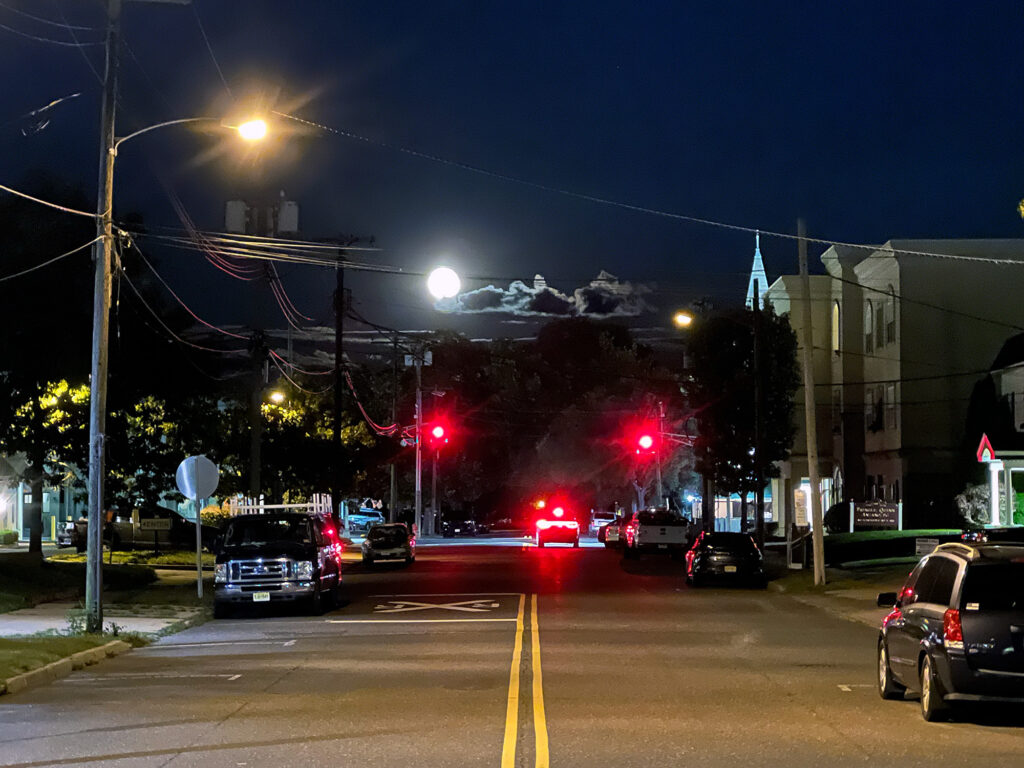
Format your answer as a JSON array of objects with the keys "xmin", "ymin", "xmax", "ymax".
[
  {"xmin": 414, "ymin": 355, "xmax": 423, "ymax": 536},
  {"xmin": 655, "ymin": 401, "xmax": 665, "ymax": 505}
]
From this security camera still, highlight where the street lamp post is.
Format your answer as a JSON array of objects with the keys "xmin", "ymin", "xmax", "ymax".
[{"xmin": 83, "ymin": 4, "xmax": 266, "ymax": 630}]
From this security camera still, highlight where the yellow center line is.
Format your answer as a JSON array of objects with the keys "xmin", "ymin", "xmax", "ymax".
[
  {"xmin": 531, "ymin": 593, "xmax": 549, "ymax": 768},
  {"xmin": 500, "ymin": 593, "xmax": 526, "ymax": 768}
]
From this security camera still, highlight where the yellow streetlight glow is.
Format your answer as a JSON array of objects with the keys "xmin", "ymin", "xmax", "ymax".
[
  {"xmin": 238, "ymin": 119, "xmax": 268, "ymax": 141},
  {"xmin": 673, "ymin": 310, "xmax": 693, "ymax": 328},
  {"xmin": 268, "ymin": 390, "xmax": 285, "ymax": 404}
]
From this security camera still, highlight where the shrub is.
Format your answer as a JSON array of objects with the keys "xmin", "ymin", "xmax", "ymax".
[
  {"xmin": 0, "ymin": 530, "xmax": 18, "ymax": 545},
  {"xmin": 955, "ymin": 483, "xmax": 992, "ymax": 528},
  {"xmin": 823, "ymin": 502, "xmax": 849, "ymax": 534}
]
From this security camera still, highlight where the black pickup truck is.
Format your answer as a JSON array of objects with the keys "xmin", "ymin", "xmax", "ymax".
[{"xmin": 213, "ymin": 512, "xmax": 343, "ymax": 617}]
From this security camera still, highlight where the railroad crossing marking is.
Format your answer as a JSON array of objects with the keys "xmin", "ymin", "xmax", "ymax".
[{"xmin": 373, "ymin": 599, "xmax": 501, "ymax": 613}]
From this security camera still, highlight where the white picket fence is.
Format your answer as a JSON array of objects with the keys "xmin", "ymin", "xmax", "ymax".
[{"xmin": 226, "ymin": 493, "xmax": 333, "ymax": 518}]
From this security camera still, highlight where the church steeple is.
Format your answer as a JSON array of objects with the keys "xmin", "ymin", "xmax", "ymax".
[{"xmin": 745, "ymin": 230, "xmax": 768, "ymax": 309}]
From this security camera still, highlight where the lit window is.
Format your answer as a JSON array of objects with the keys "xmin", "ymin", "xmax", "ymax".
[
  {"xmin": 831, "ymin": 301, "xmax": 841, "ymax": 355},
  {"xmin": 864, "ymin": 301, "xmax": 874, "ymax": 354}
]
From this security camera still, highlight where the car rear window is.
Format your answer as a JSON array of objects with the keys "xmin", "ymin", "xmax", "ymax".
[
  {"xmin": 638, "ymin": 512, "xmax": 681, "ymax": 525},
  {"xmin": 704, "ymin": 534, "xmax": 757, "ymax": 552},
  {"xmin": 369, "ymin": 526, "xmax": 408, "ymax": 545},
  {"xmin": 961, "ymin": 562, "xmax": 1024, "ymax": 611}
]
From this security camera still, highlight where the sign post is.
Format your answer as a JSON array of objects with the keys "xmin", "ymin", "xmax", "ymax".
[{"xmin": 175, "ymin": 455, "xmax": 219, "ymax": 599}]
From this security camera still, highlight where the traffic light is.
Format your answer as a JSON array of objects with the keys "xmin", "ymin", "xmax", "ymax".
[
  {"xmin": 635, "ymin": 428, "xmax": 659, "ymax": 457},
  {"xmin": 427, "ymin": 421, "xmax": 450, "ymax": 448}
]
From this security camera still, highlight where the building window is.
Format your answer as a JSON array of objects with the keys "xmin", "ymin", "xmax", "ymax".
[
  {"xmin": 886, "ymin": 286, "xmax": 896, "ymax": 345},
  {"xmin": 831, "ymin": 301, "xmax": 841, "ymax": 356},
  {"xmin": 875, "ymin": 299, "xmax": 885, "ymax": 349},
  {"xmin": 864, "ymin": 301, "xmax": 874, "ymax": 354},
  {"xmin": 885, "ymin": 383, "xmax": 897, "ymax": 430},
  {"xmin": 866, "ymin": 386, "xmax": 884, "ymax": 432}
]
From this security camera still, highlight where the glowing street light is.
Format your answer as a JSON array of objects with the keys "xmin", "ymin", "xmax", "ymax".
[
  {"xmin": 427, "ymin": 266, "xmax": 461, "ymax": 299},
  {"xmin": 268, "ymin": 390, "xmax": 286, "ymax": 404},
  {"xmin": 238, "ymin": 118, "xmax": 268, "ymax": 141},
  {"xmin": 673, "ymin": 310, "xmax": 693, "ymax": 328}
]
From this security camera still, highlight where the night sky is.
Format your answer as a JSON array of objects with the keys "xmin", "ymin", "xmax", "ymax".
[{"xmin": 3, "ymin": 1, "xmax": 1024, "ymax": 347}]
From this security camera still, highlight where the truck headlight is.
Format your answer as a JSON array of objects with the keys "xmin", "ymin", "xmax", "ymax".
[
  {"xmin": 214, "ymin": 564, "xmax": 227, "ymax": 584},
  {"xmin": 292, "ymin": 561, "xmax": 314, "ymax": 580}
]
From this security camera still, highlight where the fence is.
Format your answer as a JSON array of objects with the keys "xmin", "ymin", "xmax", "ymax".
[{"xmin": 225, "ymin": 493, "xmax": 333, "ymax": 518}]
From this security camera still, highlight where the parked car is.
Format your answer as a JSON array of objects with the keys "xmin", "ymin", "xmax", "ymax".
[
  {"xmin": 70, "ymin": 509, "xmax": 214, "ymax": 552},
  {"xmin": 535, "ymin": 506, "xmax": 580, "ymax": 548},
  {"xmin": 589, "ymin": 511, "xmax": 617, "ymax": 537},
  {"xmin": 57, "ymin": 521, "xmax": 75, "ymax": 548},
  {"xmin": 213, "ymin": 512, "xmax": 343, "ymax": 618},
  {"xmin": 876, "ymin": 541, "xmax": 1024, "ymax": 721},
  {"xmin": 441, "ymin": 518, "xmax": 477, "ymax": 537},
  {"xmin": 362, "ymin": 523, "xmax": 415, "ymax": 565},
  {"xmin": 344, "ymin": 507, "xmax": 385, "ymax": 534},
  {"xmin": 685, "ymin": 531, "xmax": 766, "ymax": 586},
  {"xmin": 622, "ymin": 509, "xmax": 688, "ymax": 558},
  {"xmin": 598, "ymin": 518, "xmax": 625, "ymax": 548}
]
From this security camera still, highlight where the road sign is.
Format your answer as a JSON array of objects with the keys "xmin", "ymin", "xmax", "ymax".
[
  {"xmin": 138, "ymin": 518, "xmax": 172, "ymax": 531},
  {"xmin": 175, "ymin": 455, "xmax": 219, "ymax": 500}
]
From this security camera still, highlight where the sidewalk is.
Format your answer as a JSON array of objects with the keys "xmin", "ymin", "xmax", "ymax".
[
  {"xmin": 769, "ymin": 561, "xmax": 911, "ymax": 629},
  {"xmin": 0, "ymin": 569, "xmax": 206, "ymax": 638}
]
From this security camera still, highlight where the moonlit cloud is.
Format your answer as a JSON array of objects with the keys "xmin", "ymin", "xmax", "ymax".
[{"xmin": 436, "ymin": 271, "xmax": 653, "ymax": 318}]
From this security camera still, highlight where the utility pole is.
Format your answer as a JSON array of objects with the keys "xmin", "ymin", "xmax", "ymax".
[
  {"xmin": 389, "ymin": 335, "xmax": 398, "ymax": 523},
  {"xmin": 248, "ymin": 332, "xmax": 267, "ymax": 497},
  {"xmin": 332, "ymin": 255, "xmax": 345, "ymax": 519},
  {"xmin": 431, "ymin": 448, "xmax": 438, "ymax": 536},
  {"xmin": 414, "ymin": 354, "xmax": 423, "ymax": 535},
  {"xmin": 753, "ymin": 280, "xmax": 765, "ymax": 549},
  {"xmin": 654, "ymin": 401, "xmax": 664, "ymax": 505},
  {"xmin": 85, "ymin": 0, "xmax": 122, "ymax": 634},
  {"xmin": 798, "ymin": 218, "xmax": 826, "ymax": 585}
]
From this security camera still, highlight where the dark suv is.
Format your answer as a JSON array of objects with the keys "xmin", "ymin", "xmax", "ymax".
[
  {"xmin": 876, "ymin": 542, "xmax": 1024, "ymax": 720},
  {"xmin": 213, "ymin": 513, "xmax": 343, "ymax": 617}
]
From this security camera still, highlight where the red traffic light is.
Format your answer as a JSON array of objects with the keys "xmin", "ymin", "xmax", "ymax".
[
  {"xmin": 635, "ymin": 428, "xmax": 659, "ymax": 456},
  {"xmin": 428, "ymin": 421, "xmax": 450, "ymax": 447},
  {"xmin": 637, "ymin": 434, "xmax": 654, "ymax": 451}
]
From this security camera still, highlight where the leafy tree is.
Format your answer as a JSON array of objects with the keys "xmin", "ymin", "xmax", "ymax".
[
  {"xmin": 684, "ymin": 305, "xmax": 800, "ymax": 528},
  {"xmin": 0, "ymin": 379, "xmax": 89, "ymax": 552}
]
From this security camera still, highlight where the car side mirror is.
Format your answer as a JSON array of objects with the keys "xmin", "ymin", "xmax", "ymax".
[{"xmin": 876, "ymin": 591, "xmax": 899, "ymax": 608}]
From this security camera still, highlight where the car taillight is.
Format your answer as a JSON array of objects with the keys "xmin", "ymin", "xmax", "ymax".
[
  {"xmin": 943, "ymin": 608, "xmax": 963, "ymax": 649},
  {"xmin": 536, "ymin": 520, "xmax": 552, "ymax": 530}
]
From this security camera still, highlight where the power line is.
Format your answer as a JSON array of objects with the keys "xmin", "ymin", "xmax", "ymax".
[
  {"xmin": 0, "ymin": 2, "xmax": 95, "ymax": 30},
  {"xmin": 190, "ymin": 0, "xmax": 232, "ymax": 99},
  {"xmin": 0, "ymin": 180, "xmax": 98, "ymax": 218},
  {"xmin": 0, "ymin": 19, "xmax": 100, "ymax": 46},
  {"xmin": 0, "ymin": 236, "xmax": 100, "ymax": 282}
]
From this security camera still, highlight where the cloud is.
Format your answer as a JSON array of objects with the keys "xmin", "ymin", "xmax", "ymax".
[{"xmin": 437, "ymin": 271, "xmax": 653, "ymax": 318}]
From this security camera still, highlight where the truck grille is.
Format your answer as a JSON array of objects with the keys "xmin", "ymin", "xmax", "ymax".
[{"xmin": 229, "ymin": 559, "xmax": 291, "ymax": 583}]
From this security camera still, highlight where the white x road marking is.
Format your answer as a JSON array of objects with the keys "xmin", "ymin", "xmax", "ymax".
[{"xmin": 373, "ymin": 599, "xmax": 501, "ymax": 613}]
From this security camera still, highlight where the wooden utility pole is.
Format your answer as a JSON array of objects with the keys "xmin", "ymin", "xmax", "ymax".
[
  {"xmin": 332, "ymin": 256, "xmax": 345, "ymax": 519},
  {"xmin": 798, "ymin": 219, "xmax": 826, "ymax": 585},
  {"xmin": 389, "ymin": 335, "xmax": 399, "ymax": 522},
  {"xmin": 85, "ymin": 0, "xmax": 122, "ymax": 633}
]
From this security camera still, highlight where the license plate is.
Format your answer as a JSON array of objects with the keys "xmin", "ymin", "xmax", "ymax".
[
  {"xmin": 724, "ymin": 565, "xmax": 737, "ymax": 573},
  {"xmin": 252, "ymin": 591, "xmax": 271, "ymax": 602},
  {"xmin": 658, "ymin": 544, "xmax": 667, "ymax": 549}
]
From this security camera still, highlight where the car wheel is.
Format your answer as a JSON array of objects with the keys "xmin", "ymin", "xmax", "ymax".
[
  {"xmin": 309, "ymin": 586, "xmax": 324, "ymax": 616},
  {"xmin": 213, "ymin": 602, "xmax": 231, "ymax": 620},
  {"xmin": 404, "ymin": 555, "xmax": 414, "ymax": 566},
  {"xmin": 536, "ymin": 537, "xmax": 545, "ymax": 548},
  {"xmin": 75, "ymin": 543, "xmax": 86, "ymax": 554},
  {"xmin": 877, "ymin": 642, "xmax": 905, "ymax": 700},
  {"xmin": 573, "ymin": 537, "xmax": 580, "ymax": 548},
  {"xmin": 604, "ymin": 541, "xmax": 615, "ymax": 549},
  {"xmin": 363, "ymin": 553, "xmax": 373, "ymax": 565},
  {"xmin": 919, "ymin": 655, "xmax": 947, "ymax": 721}
]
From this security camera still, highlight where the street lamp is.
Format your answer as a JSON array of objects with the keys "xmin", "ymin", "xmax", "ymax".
[
  {"xmin": 268, "ymin": 390, "xmax": 286, "ymax": 404},
  {"xmin": 85, "ymin": 111, "xmax": 267, "ymax": 632},
  {"xmin": 673, "ymin": 310, "xmax": 693, "ymax": 328}
]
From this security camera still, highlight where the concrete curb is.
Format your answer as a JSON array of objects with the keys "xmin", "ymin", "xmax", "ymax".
[{"xmin": 1, "ymin": 639, "xmax": 131, "ymax": 698}]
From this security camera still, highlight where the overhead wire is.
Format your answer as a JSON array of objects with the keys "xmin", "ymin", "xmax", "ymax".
[
  {"xmin": 0, "ymin": 180, "xmax": 98, "ymax": 218},
  {"xmin": 0, "ymin": 236, "xmax": 101, "ymax": 282},
  {"xmin": 0, "ymin": 20, "xmax": 100, "ymax": 47},
  {"xmin": 190, "ymin": 0, "xmax": 233, "ymax": 99}
]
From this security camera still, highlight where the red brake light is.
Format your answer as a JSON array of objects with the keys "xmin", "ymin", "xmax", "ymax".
[
  {"xmin": 943, "ymin": 608, "xmax": 963, "ymax": 647},
  {"xmin": 536, "ymin": 520, "xmax": 552, "ymax": 530},
  {"xmin": 553, "ymin": 507, "xmax": 564, "ymax": 518}
]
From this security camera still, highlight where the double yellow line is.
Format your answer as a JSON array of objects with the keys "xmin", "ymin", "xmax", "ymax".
[{"xmin": 501, "ymin": 593, "xmax": 549, "ymax": 767}]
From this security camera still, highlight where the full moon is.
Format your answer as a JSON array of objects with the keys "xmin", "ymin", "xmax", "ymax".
[{"xmin": 427, "ymin": 267, "xmax": 461, "ymax": 299}]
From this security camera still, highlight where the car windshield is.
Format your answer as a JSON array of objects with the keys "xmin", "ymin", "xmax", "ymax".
[
  {"xmin": 704, "ymin": 533, "xmax": 757, "ymax": 552},
  {"xmin": 961, "ymin": 561, "xmax": 1024, "ymax": 611},
  {"xmin": 638, "ymin": 512, "xmax": 680, "ymax": 525},
  {"xmin": 369, "ymin": 526, "xmax": 408, "ymax": 545},
  {"xmin": 224, "ymin": 517, "xmax": 311, "ymax": 546}
]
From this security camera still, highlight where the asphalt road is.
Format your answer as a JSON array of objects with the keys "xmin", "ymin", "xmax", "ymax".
[{"xmin": 1, "ymin": 539, "xmax": 1022, "ymax": 767}]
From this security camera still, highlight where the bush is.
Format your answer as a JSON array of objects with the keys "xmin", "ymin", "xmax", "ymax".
[
  {"xmin": 823, "ymin": 503, "xmax": 849, "ymax": 534},
  {"xmin": 955, "ymin": 483, "xmax": 991, "ymax": 528},
  {"xmin": 0, "ymin": 529, "xmax": 18, "ymax": 546}
]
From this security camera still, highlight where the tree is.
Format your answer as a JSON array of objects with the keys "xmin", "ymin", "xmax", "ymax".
[
  {"xmin": 684, "ymin": 305, "xmax": 800, "ymax": 525},
  {"xmin": 0, "ymin": 378, "xmax": 89, "ymax": 552}
]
